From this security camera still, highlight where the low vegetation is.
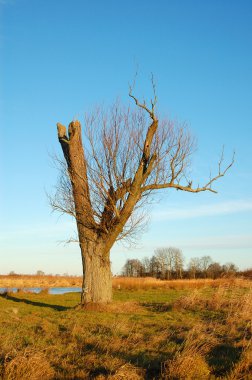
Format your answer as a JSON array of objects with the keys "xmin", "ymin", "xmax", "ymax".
[
  {"xmin": 0, "ymin": 277, "xmax": 251, "ymax": 379},
  {"xmin": 0, "ymin": 274, "xmax": 82, "ymax": 289},
  {"xmin": 0, "ymin": 274, "xmax": 249, "ymax": 290}
]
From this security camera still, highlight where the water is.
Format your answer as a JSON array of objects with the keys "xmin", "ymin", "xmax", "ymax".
[
  {"xmin": 50, "ymin": 287, "xmax": 81, "ymax": 295},
  {"xmin": 0, "ymin": 287, "xmax": 81, "ymax": 295}
]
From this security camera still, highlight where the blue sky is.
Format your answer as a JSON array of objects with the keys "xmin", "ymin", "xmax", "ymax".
[{"xmin": 1, "ymin": 0, "xmax": 252, "ymax": 275}]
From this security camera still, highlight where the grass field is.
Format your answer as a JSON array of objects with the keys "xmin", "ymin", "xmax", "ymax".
[{"xmin": 0, "ymin": 278, "xmax": 252, "ymax": 379}]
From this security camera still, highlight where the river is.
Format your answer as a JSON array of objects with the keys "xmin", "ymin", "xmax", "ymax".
[{"xmin": 0, "ymin": 287, "xmax": 81, "ymax": 295}]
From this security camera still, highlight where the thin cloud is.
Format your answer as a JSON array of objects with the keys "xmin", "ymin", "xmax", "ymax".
[
  {"xmin": 179, "ymin": 234, "xmax": 252, "ymax": 250},
  {"xmin": 153, "ymin": 200, "xmax": 252, "ymax": 221},
  {"xmin": 116, "ymin": 234, "xmax": 252, "ymax": 253}
]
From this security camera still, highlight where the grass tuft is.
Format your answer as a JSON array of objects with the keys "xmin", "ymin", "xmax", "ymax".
[
  {"xmin": 4, "ymin": 348, "xmax": 54, "ymax": 380},
  {"xmin": 162, "ymin": 324, "xmax": 215, "ymax": 379}
]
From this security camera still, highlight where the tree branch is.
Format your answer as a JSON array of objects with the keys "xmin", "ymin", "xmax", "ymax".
[
  {"xmin": 129, "ymin": 89, "xmax": 157, "ymax": 121},
  {"xmin": 141, "ymin": 153, "xmax": 234, "ymax": 194}
]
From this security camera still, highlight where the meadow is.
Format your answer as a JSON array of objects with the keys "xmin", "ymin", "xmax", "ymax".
[{"xmin": 0, "ymin": 277, "xmax": 251, "ymax": 379}]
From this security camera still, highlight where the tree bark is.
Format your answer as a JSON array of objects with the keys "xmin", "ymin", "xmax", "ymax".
[{"xmin": 80, "ymin": 241, "xmax": 112, "ymax": 304}]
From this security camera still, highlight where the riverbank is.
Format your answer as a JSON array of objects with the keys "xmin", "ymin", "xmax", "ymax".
[
  {"xmin": 0, "ymin": 275, "xmax": 249, "ymax": 290},
  {"xmin": 0, "ymin": 275, "xmax": 82, "ymax": 288}
]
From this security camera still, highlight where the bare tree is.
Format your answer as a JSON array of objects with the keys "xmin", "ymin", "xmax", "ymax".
[
  {"xmin": 207, "ymin": 262, "xmax": 223, "ymax": 279},
  {"xmin": 155, "ymin": 247, "xmax": 184, "ymax": 279},
  {"xmin": 188, "ymin": 257, "xmax": 202, "ymax": 279},
  {"xmin": 154, "ymin": 248, "xmax": 169, "ymax": 279},
  {"xmin": 141, "ymin": 257, "xmax": 151, "ymax": 276},
  {"xmin": 36, "ymin": 270, "xmax": 45, "ymax": 276},
  {"xmin": 149, "ymin": 255, "xmax": 162, "ymax": 278},
  {"xmin": 222, "ymin": 262, "xmax": 238, "ymax": 276},
  {"xmin": 52, "ymin": 86, "xmax": 233, "ymax": 305},
  {"xmin": 122, "ymin": 259, "xmax": 143, "ymax": 277},
  {"xmin": 200, "ymin": 256, "xmax": 213, "ymax": 278},
  {"xmin": 173, "ymin": 248, "xmax": 184, "ymax": 279}
]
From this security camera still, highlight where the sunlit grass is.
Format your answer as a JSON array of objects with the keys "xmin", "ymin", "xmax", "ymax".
[
  {"xmin": 0, "ymin": 279, "xmax": 252, "ymax": 379},
  {"xmin": 0, "ymin": 274, "xmax": 82, "ymax": 289},
  {"xmin": 1, "ymin": 274, "xmax": 250, "ymax": 291}
]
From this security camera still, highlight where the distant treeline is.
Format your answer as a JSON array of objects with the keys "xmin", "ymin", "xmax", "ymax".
[
  {"xmin": 121, "ymin": 247, "xmax": 250, "ymax": 280},
  {"xmin": 5, "ymin": 271, "xmax": 79, "ymax": 277}
]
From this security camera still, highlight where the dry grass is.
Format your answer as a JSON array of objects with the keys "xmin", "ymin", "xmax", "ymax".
[
  {"xmin": 112, "ymin": 276, "xmax": 248, "ymax": 290},
  {"xmin": 227, "ymin": 340, "xmax": 252, "ymax": 380},
  {"xmin": 76, "ymin": 300, "xmax": 144, "ymax": 314},
  {"xmin": 108, "ymin": 363, "xmax": 145, "ymax": 379},
  {"xmin": 1, "ymin": 277, "xmax": 252, "ymax": 379},
  {"xmin": 174, "ymin": 281, "xmax": 252, "ymax": 316},
  {"xmin": 0, "ymin": 274, "xmax": 82, "ymax": 288},
  {"xmin": 1, "ymin": 274, "xmax": 249, "ymax": 291},
  {"xmin": 162, "ymin": 324, "xmax": 216, "ymax": 379},
  {"xmin": 170, "ymin": 282, "xmax": 252, "ymax": 378},
  {"xmin": 4, "ymin": 348, "xmax": 54, "ymax": 380}
]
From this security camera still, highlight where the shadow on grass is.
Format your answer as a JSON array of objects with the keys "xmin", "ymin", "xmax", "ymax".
[
  {"xmin": 0, "ymin": 293, "xmax": 71, "ymax": 311},
  {"xmin": 208, "ymin": 343, "xmax": 242, "ymax": 377},
  {"xmin": 141, "ymin": 302, "xmax": 172, "ymax": 313},
  {"xmin": 82, "ymin": 341, "xmax": 169, "ymax": 379}
]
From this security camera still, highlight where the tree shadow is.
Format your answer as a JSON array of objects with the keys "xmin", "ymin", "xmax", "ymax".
[
  {"xmin": 81, "ymin": 341, "xmax": 168, "ymax": 379},
  {"xmin": 140, "ymin": 302, "xmax": 172, "ymax": 313},
  {"xmin": 208, "ymin": 343, "xmax": 243, "ymax": 377},
  {"xmin": 0, "ymin": 293, "xmax": 71, "ymax": 311}
]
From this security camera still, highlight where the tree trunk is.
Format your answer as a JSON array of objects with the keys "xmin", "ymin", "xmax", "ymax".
[
  {"xmin": 57, "ymin": 121, "xmax": 112, "ymax": 305},
  {"xmin": 80, "ymin": 241, "xmax": 112, "ymax": 304}
]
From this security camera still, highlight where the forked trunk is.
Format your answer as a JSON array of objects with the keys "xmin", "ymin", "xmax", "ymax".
[
  {"xmin": 57, "ymin": 122, "xmax": 112, "ymax": 305},
  {"xmin": 80, "ymin": 241, "xmax": 112, "ymax": 304}
]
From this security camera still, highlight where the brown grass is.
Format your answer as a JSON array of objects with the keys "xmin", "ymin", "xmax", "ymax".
[
  {"xmin": 1, "ymin": 274, "xmax": 249, "ymax": 291},
  {"xmin": 112, "ymin": 276, "xmax": 248, "ymax": 290},
  {"xmin": 108, "ymin": 363, "xmax": 145, "ymax": 379},
  {"xmin": 0, "ymin": 274, "xmax": 82, "ymax": 288},
  {"xmin": 162, "ymin": 324, "xmax": 216, "ymax": 379},
  {"xmin": 4, "ymin": 348, "xmax": 54, "ymax": 380},
  {"xmin": 227, "ymin": 340, "xmax": 252, "ymax": 380},
  {"xmin": 174, "ymin": 280, "xmax": 252, "ymax": 315}
]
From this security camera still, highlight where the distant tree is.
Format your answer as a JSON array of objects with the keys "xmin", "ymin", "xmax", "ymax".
[
  {"xmin": 200, "ymin": 256, "xmax": 213, "ymax": 278},
  {"xmin": 240, "ymin": 268, "xmax": 252, "ymax": 279},
  {"xmin": 52, "ymin": 82, "xmax": 234, "ymax": 304},
  {"xmin": 207, "ymin": 262, "xmax": 223, "ymax": 279},
  {"xmin": 141, "ymin": 257, "xmax": 151, "ymax": 276},
  {"xmin": 149, "ymin": 255, "xmax": 161, "ymax": 278},
  {"xmin": 36, "ymin": 270, "xmax": 45, "ymax": 276},
  {"xmin": 154, "ymin": 247, "xmax": 184, "ymax": 279},
  {"xmin": 188, "ymin": 257, "xmax": 201, "ymax": 279},
  {"xmin": 155, "ymin": 248, "xmax": 170, "ymax": 279},
  {"xmin": 173, "ymin": 248, "xmax": 184, "ymax": 279},
  {"xmin": 122, "ymin": 259, "xmax": 143, "ymax": 277},
  {"xmin": 222, "ymin": 262, "xmax": 238, "ymax": 277}
]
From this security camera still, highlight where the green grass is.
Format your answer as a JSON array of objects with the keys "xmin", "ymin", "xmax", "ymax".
[{"xmin": 0, "ymin": 283, "xmax": 252, "ymax": 379}]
